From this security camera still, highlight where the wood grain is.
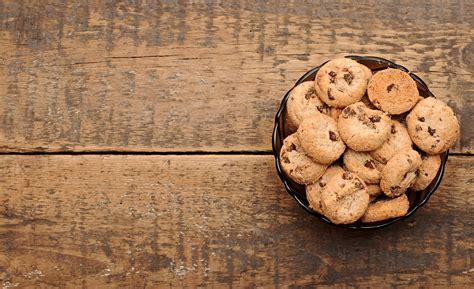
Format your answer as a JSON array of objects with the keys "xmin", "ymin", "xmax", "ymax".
[
  {"xmin": 0, "ymin": 1, "xmax": 472, "ymax": 153},
  {"xmin": 0, "ymin": 155, "xmax": 472, "ymax": 288}
]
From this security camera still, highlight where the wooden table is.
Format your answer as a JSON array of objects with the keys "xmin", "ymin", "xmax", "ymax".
[{"xmin": 0, "ymin": 1, "xmax": 473, "ymax": 288}]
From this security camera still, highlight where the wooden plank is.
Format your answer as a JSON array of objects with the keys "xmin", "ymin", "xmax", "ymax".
[
  {"xmin": 0, "ymin": 1, "xmax": 472, "ymax": 153},
  {"xmin": 0, "ymin": 155, "xmax": 472, "ymax": 288}
]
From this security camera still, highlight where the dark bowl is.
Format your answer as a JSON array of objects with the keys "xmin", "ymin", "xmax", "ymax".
[{"xmin": 272, "ymin": 55, "xmax": 448, "ymax": 229}]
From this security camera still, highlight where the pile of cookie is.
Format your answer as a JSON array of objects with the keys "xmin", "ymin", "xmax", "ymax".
[{"xmin": 279, "ymin": 58, "xmax": 459, "ymax": 224}]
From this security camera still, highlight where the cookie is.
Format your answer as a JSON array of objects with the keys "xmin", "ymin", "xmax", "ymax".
[
  {"xmin": 315, "ymin": 58, "xmax": 372, "ymax": 108},
  {"xmin": 286, "ymin": 81, "xmax": 331, "ymax": 129},
  {"xmin": 343, "ymin": 149, "xmax": 384, "ymax": 184},
  {"xmin": 367, "ymin": 185, "xmax": 383, "ymax": 202},
  {"xmin": 306, "ymin": 165, "xmax": 344, "ymax": 215},
  {"xmin": 406, "ymin": 97, "xmax": 460, "ymax": 154},
  {"xmin": 367, "ymin": 68, "xmax": 420, "ymax": 114},
  {"xmin": 380, "ymin": 149, "xmax": 422, "ymax": 197},
  {"xmin": 280, "ymin": 134, "xmax": 327, "ymax": 185},
  {"xmin": 361, "ymin": 194, "xmax": 409, "ymax": 223},
  {"xmin": 412, "ymin": 154, "xmax": 441, "ymax": 191},
  {"xmin": 297, "ymin": 114, "xmax": 346, "ymax": 165},
  {"xmin": 338, "ymin": 102, "xmax": 391, "ymax": 151},
  {"xmin": 320, "ymin": 171, "xmax": 369, "ymax": 224},
  {"xmin": 329, "ymin": 107, "xmax": 343, "ymax": 121},
  {"xmin": 370, "ymin": 120, "xmax": 413, "ymax": 164}
]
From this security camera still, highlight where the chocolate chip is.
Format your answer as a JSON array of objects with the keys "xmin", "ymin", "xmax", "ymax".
[
  {"xmin": 415, "ymin": 125, "xmax": 423, "ymax": 132},
  {"xmin": 342, "ymin": 107, "xmax": 356, "ymax": 118},
  {"xmin": 319, "ymin": 181, "xmax": 326, "ymax": 188},
  {"xmin": 329, "ymin": 71, "xmax": 337, "ymax": 83},
  {"xmin": 342, "ymin": 172, "xmax": 353, "ymax": 180},
  {"xmin": 364, "ymin": 160, "xmax": 376, "ymax": 169},
  {"xmin": 425, "ymin": 173, "xmax": 429, "ymax": 176},
  {"xmin": 390, "ymin": 186, "xmax": 401, "ymax": 194},
  {"xmin": 282, "ymin": 156, "xmax": 290, "ymax": 163},
  {"xmin": 418, "ymin": 116, "xmax": 425, "ymax": 122},
  {"xmin": 428, "ymin": 126, "xmax": 436, "ymax": 136},
  {"xmin": 328, "ymin": 88, "xmax": 335, "ymax": 100},
  {"xmin": 369, "ymin": 115, "xmax": 381, "ymax": 122},
  {"xmin": 343, "ymin": 72, "xmax": 354, "ymax": 85},
  {"xmin": 391, "ymin": 125, "xmax": 396, "ymax": 134},
  {"xmin": 288, "ymin": 143, "xmax": 296, "ymax": 152},
  {"xmin": 386, "ymin": 83, "xmax": 398, "ymax": 93},
  {"xmin": 305, "ymin": 88, "xmax": 316, "ymax": 100},
  {"xmin": 415, "ymin": 170, "xmax": 420, "ymax": 177},
  {"xmin": 431, "ymin": 139, "xmax": 440, "ymax": 148},
  {"xmin": 317, "ymin": 103, "xmax": 329, "ymax": 113},
  {"xmin": 354, "ymin": 181, "xmax": 364, "ymax": 190},
  {"xmin": 329, "ymin": 131, "xmax": 338, "ymax": 141}
]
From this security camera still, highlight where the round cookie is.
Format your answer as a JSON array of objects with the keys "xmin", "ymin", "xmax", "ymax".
[
  {"xmin": 370, "ymin": 120, "xmax": 413, "ymax": 164},
  {"xmin": 367, "ymin": 185, "xmax": 383, "ymax": 202},
  {"xmin": 361, "ymin": 194, "xmax": 409, "ymax": 223},
  {"xmin": 314, "ymin": 58, "xmax": 372, "ymax": 108},
  {"xmin": 286, "ymin": 81, "xmax": 330, "ymax": 129},
  {"xmin": 297, "ymin": 114, "xmax": 346, "ymax": 165},
  {"xmin": 412, "ymin": 154, "xmax": 441, "ymax": 191},
  {"xmin": 367, "ymin": 68, "xmax": 420, "ymax": 114},
  {"xmin": 343, "ymin": 149, "xmax": 384, "ymax": 184},
  {"xmin": 320, "ymin": 171, "xmax": 369, "ymax": 224},
  {"xmin": 406, "ymin": 97, "xmax": 460, "ymax": 154},
  {"xmin": 338, "ymin": 102, "xmax": 391, "ymax": 151},
  {"xmin": 280, "ymin": 134, "xmax": 327, "ymax": 185},
  {"xmin": 380, "ymin": 149, "xmax": 422, "ymax": 197},
  {"xmin": 306, "ymin": 165, "xmax": 344, "ymax": 215}
]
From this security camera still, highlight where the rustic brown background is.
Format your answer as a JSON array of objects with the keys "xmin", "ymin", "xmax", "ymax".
[{"xmin": 0, "ymin": 0, "xmax": 473, "ymax": 288}]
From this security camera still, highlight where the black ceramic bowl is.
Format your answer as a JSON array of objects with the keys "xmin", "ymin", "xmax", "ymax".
[{"xmin": 272, "ymin": 55, "xmax": 448, "ymax": 229}]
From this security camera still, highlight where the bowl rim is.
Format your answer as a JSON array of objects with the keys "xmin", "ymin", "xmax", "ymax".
[{"xmin": 272, "ymin": 55, "xmax": 449, "ymax": 230}]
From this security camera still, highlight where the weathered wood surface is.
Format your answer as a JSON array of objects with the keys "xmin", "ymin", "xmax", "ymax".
[
  {"xmin": 0, "ymin": 155, "xmax": 472, "ymax": 288},
  {"xmin": 0, "ymin": 1, "xmax": 472, "ymax": 153}
]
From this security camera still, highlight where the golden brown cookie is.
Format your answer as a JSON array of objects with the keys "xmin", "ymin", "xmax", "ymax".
[
  {"xmin": 412, "ymin": 154, "xmax": 441, "ymax": 191},
  {"xmin": 338, "ymin": 102, "xmax": 391, "ymax": 151},
  {"xmin": 370, "ymin": 120, "xmax": 413, "ymax": 164},
  {"xmin": 297, "ymin": 114, "xmax": 346, "ymax": 165},
  {"xmin": 315, "ymin": 58, "xmax": 372, "ymax": 108},
  {"xmin": 320, "ymin": 171, "xmax": 369, "ymax": 224},
  {"xmin": 406, "ymin": 97, "xmax": 460, "ymax": 155},
  {"xmin": 367, "ymin": 68, "xmax": 420, "ymax": 114},
  {"xmin": 380, "ymin": 149, "xmax": 422, "ymax": 197},
  {"xmin": 343, "ymin": 149, "xmax": 384, "ymax": 184},
  {"xmin": 306, "ymin": 165, "xmax": 344, "ymax": 215},
  {"xmin": 286, "ymin": 81, "xmax": 330, "ymax": 129},
  {"xmin": 280, "ymin": 134, "xmax": 327, "ymax": 185},
  {"xmin": 361, "ymin": 194, "xmax": 409, "ymax": 223}
]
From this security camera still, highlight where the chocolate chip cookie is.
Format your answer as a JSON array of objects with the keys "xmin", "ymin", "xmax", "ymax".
[
  {"xmin": 343, "ymin": 149, "xmax": 384, "ymax": 184},
  {"xmin": 380, "ymin": 149, "xmax": 422, "ymax": 197},
  {"xmin": 406, "ymin": 97, "xmax": 460, "ymax": 154},
  {"xmin": 367, "ymin": 185, "xmax": 383, "ymax": 202},
  {"xmin": 286, "ymin": 81, "xmax": 330, "ymax": 129},
  {"xmin": 306, "ymin": 165, "xmax": 344, "ymax": 215},
  {"xmin": 297, "ymin": 114, "xmax": 346, "ymax": 165},
  {"xmin": 280, "ymin": 133, "xmax": 327, "ymax": 185},
  {"xmin": 320, "ymin": 171, "xmax": 369, "ymax": 224},
  {"xmin": 338, "ymin": 102, "xmax": 391, "ymax": 151},
  {"xmin": 370, "ymin": 120, "xmax": 413, "ymax": 164},
  {"xmin": 315, "ymin": 58, "xmax": 372, "ymax": 108},
  {"xmin": 367, "ymin": 68, "xmax": 420, "ymax": 114},
  {"xmin": 412, "ymin": 153, "xmax": 441, "ymax": 191},
  {"xmin": 361, "ymin": 194, "xmax": 409, "ymax": 223}
]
